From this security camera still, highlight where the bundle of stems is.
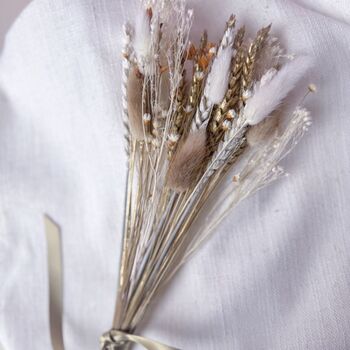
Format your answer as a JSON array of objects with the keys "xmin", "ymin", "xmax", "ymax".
[{"xmin": 104, "ymin": 0, "xmax": 314, "ymax": 347}]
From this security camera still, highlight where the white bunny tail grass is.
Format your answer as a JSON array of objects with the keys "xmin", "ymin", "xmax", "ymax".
[
  {"xmin": 244, "ymin": 56, "xmax": 313, "ymax": 125},
  {"xmin": 167, "ymin": 130, "xmax": 207, "ymax": 192},
  {"xmin": 134, "ymin": 4, "xmax": 152, "ymax": 74},
  {"xmin": 206, "ymin": 46, "xmax": 234, "ymax": 105}
]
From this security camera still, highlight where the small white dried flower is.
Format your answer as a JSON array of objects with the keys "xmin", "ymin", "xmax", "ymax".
[
  {"xmin": 185, "ymin": 105, "xmax": 194, "ymax": 113},
  {"xmin": 226, "ymin": 109, "xmax": 237, "ymax": 120},
  {"xmin": 152, "ymin": 138, "xmax": 160, "ymax": 148},
  {"xmin": 194, "ymin": 71, "xmax": 205, "ymax": 81},
  {"xmin": 222, "ymin": 120, "xmax": 232, "ymax": 131},
  {"xmin": 143, "ymin": 113, "xmax": 152, "ymax": 124},
  {"xmin": 242, "ymin": 90, "xmax": 252, "ymax": 101},
  {"xmin": 308, "ymin": 84, "xmax": 317, "ymax": 93},
  {"xmin": 232, "ymin": 174, "xmax": 240, "ymax": 183},
  {"xmin": 209, "ymin": 46, "xmax": 217, "ymax": 55},
  {"xmin": 168, "ymin": 133, "xmax": 180, "ymax": 144}
]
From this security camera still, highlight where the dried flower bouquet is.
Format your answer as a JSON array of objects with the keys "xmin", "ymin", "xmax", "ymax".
[{"xmin": 101, "ymin": 1, "xmax": 314, "ymax": 348}]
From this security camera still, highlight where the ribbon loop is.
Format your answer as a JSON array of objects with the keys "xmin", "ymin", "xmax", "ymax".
[{"xmin": 100, "ymin": 330, "xmax": 180, "ymax": 350}]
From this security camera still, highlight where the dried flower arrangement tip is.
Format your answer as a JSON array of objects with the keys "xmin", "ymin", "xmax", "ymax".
[{"xmin": 101, "ymin": 1, "xmax": 315, "ymax": 349}]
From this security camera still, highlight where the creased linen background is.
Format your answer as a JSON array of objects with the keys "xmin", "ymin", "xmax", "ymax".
[{"xmin": 0, "ymin": 0, "xmax": 349, "ymax": 349}]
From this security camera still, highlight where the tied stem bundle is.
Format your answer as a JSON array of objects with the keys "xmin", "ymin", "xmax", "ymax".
[{"xmin": 105, "ymin": 1, "xmax": 315, "ymax": 348}]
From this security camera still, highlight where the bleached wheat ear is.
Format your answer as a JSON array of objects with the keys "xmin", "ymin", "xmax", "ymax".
[{"xmin": 121, "ymin": 23, "xmax": 132, "ymax": 154}]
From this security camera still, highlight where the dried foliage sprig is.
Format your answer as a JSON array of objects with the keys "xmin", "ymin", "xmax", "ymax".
[{"xmin": 101, "ymin": 1, "xmax": 315, "ymax": 348}]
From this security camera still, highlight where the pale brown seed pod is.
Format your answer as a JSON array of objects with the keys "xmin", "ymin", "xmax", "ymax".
[
  {"xmin": 246, "ymin": 113, "xmax": 280, "ymax": 146},
  {"xmin": 167, "ymin": 130, "xmax": 207, "ymax": 192},
  {"xmin": 127, "ymin": 66, "xmax": 145, "ymax": 140}
]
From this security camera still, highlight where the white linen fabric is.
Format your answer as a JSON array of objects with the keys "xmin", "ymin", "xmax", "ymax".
[{"xmin": 0, "ymin": 0, "xmax": 350, "ymax": 349}]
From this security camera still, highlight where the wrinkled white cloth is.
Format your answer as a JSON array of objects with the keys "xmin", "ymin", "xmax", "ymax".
[{"xmin": 0, "ymin": 0, "xmax": 350, "ymax": 349}]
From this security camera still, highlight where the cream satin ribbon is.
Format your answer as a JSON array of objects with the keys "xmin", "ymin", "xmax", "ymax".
[
  {"xmin": 44, "ymin": 216, "xmax": 179, "ymax": 350},
  {"xmin": 44, "ymin": 215, "xmax": 65, "ymax": 350},
  {"xmin": 100, "ymin": 330, "xmax": 180, "ymax": 350}
]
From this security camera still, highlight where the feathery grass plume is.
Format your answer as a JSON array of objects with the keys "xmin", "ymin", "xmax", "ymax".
[
  {"xmin": 133, "ymin": 4, "xmax": 152, "ymax": 74},
  {"xmin": 206, "ymin": 47, "xmax": 233, "ymax": 105},
  {"xmin": 246, "ymin": 113, "xmax": 280, "ymax": 146},
  {"xmin": 244, "ymin": 56, "xmax": 313, "ymax": 125},
  {"xmin": 100, "ymin": 3, "xmax": 315, "ymax": 348},
  {"xmin": 127, "ymin": 66, "xmax": 145, "ymax": 140},
  {"xmin": 167, "ymin": 130, "xmax": 207, "ymax": 192}
]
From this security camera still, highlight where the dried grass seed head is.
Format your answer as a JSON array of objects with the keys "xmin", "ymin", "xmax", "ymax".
[
  {"xmin": 167, "ymin": 130, "xmax": 207, "ymax": 192},
  {"xmin": 134, "ymin": 5, "xmax": 152, "ymax": 74},
  {"xmin": 246, "ymin": 113, "xmax": 280, "ymax": 146},
  {"xmin": 127, "ymin": 66, "xmax": 146, "ymax": 140}
]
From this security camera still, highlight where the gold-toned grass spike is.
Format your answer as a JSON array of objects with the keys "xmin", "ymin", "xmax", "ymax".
[
  {"xmin": 174, "ymin": 74, "xmax": 186, "ymax": 129},
  {"xmin": 234, "ymin": 26, "xmax": 245, "ymax": 50},
  {"xmin": 208, "ymin": 27, "xmax": 246, "ymax": 143},
  {"xmin": 188, "ymin": 64, "xmax": 202, "ymax": 109},
  {"xmin": 127, "ymin": 66, "xmax": 146, "ymax": 140},
  {"xmin": 227, "ymin": 14, "xmax": 236, "ymax": 29},
  {"xmin": 230, "ymin": 47, "xmax": 245, "ymax": 103},
  {"xmin": 223, "ymin": 29, "xmax": 247, "ymax": 116},
  {"xmin": 209, "ymin": 109, "xmax": 238, "ymax": 156},
  {"xmin": 242, "ymin": 24, "xmax": 271, "ymax": 92},
  {"xmin": 168, "ymin": 74, "xmax": 186, "ymax": 158}
]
